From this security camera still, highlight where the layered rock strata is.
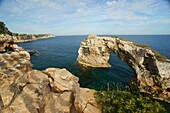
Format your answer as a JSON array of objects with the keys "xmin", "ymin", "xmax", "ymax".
[
  {"xmin": 77, "ymin": 34, "xmax": 170, "ymax": 103},
  {"xmin": 0, "ymin": 51, "xmax": 101, "ymax": 113}
]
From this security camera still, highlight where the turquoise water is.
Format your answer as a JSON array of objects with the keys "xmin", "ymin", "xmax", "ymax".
[{"xmin": 18, "ymin": 35, "xmax": 170, "ymax": 90}]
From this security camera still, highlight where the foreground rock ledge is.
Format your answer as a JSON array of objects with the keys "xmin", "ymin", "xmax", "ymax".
[
  {"xmin": 77, "ymin": 34, "xmax": 170, "ymax": 103},
  {"xmin": 0, "ymin": 51, "xmax": 101, "ymax": 113}
]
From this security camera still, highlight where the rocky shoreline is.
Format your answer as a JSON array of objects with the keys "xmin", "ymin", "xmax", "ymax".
[
  {"xmin": 0, "ymin": 21, "xmax": 55, "ymax": 43},
  {"xmin": 0, "ymin": 34, "xmax": 170, "ymax": 112},
  {"xmin": 0, "ymin": 49, "xmax": 101, "ymax": 113}
]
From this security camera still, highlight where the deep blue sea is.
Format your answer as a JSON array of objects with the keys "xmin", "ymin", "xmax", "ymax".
[{"xmin": 18, "ymin": 35, "xmax": 170, "ymax": 90}]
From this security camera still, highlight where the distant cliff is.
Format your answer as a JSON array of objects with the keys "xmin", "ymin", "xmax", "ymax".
[
  {"xmin": 77, "ymin": 34, "xmax": 170, "ymax": 103},
  {"xmin": 0, "ymin": 21, "xmax": 55, "ymax": 42},
  {"xmin": 0, "ymin": 33, "xmax": 55, "ymax": 43}
]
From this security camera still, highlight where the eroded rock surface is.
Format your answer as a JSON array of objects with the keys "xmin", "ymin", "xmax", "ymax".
[
  {"xmin": 77, "ymin": 34, "xmax": 170, "ymax": 103},
  {"xmin": 0, "ymin": 51, "xmax": 101, "ymax": 113},
  {"xmin": 75, "ymin": 88, "xmax": 101, "ymax": 113}
]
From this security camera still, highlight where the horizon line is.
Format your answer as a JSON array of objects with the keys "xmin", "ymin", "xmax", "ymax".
[{"xmin": 54, "ymin": 34, "xmax": 170, "ymax": 36}]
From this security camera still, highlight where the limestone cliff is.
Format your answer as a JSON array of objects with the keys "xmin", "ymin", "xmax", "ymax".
[
  {"xmin": 0, "ymin": 51, "xmax": 101, "ymax": 113},
  {"xmin": 77, "ymin": 34, "xmax": 170, "ymax": 103}
]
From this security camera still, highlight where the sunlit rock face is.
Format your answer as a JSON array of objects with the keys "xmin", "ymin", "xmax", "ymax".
[
  {"xmin": 0, "ymin": 50, "xmax": 101, "ymax": 113},
  {"xmin": 0, "ymin": 51, "xmax": 32, "ymax": 76},
  {"xmin": 77, "ymin": 34, "xmax": 170, "ymax": 103}
]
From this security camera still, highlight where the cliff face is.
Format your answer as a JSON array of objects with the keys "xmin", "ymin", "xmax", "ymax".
[
  {"xmin": 77, "ymin": 34, "xmax": 170, "ymax": 103},
  {"xmin": 0, "ymin": 51, "xmax": 101, "ymax": 113}
]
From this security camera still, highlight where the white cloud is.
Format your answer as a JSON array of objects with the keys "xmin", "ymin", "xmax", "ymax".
[
  {"xmin": 106, "ymin": 0, "xmax": 118, "ymax": 6},
  {"xmin": 0, "ymin": 0, "xmax": 170, "ymax": 34}
]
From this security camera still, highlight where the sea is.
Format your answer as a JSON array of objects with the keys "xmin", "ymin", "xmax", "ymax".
[{"xmin": 17, "ymin": 35, "xmax": 170, "ymax": 90}]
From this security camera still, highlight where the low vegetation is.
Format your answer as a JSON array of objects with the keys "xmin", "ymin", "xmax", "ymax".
[
  {"xmin": 0, "ymin": 21, "xmax": 12, "ymax": 35},
  {"xmin": 95, "ymin": 82, "xmax": 166, "ymax": 113},
  {"xmin": 12, "ymin": 33, "xmax": 48, "ymax": 37},
  {"xmin": 111, "ymin": 36, "xmax": 119, "ymax": 38},
  {"xmin": 95, "ymin": 90, "xmax": 166, "ymax": 113}
]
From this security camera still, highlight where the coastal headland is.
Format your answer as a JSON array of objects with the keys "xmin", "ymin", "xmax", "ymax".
[{"xmin": 0, "ymin": 21, "xmax": 55, "ymax": 43}]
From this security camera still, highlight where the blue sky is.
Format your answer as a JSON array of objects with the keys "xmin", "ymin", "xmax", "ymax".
[{"xmin": 0, "ymin": 0, "xmax": 170, "ymax": 35}]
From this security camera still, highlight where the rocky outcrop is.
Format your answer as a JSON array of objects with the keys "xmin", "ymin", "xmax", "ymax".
[
  {"xmin": 0, "ymin": 51, "xmax": 101, "ymax": 113},
  {"xmin": 26, "ymin": 50, "xmax": 39, "ymax": 56},
  {"xmin": 77, "ymin": 34, "xmax": 170, "ymax": 103}
]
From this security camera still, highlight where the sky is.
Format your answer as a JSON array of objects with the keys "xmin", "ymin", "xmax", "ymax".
[{"xmin": 0, "ymin": 0, "xmax": 170, "ymax": 35}]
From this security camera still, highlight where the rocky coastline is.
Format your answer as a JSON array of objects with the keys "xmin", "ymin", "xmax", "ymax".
[
  {"xmin": 77, "ymin": 34, "xmax": 170, "ymax": 103},
  {"xmin": 0, "ymin": 49, "xmax": 101, "ymax": 113},
  {"xmin": 0, "ymin": 21, "xmax": 55, "ymax": 43},
  {"xmin": 0, "ymin": 34, "xmax": 55, "ymax": 43},
  {"xmin": 1, "ymin": 21, "xmax": 169, "ymax": 112},
  {"xmin": 0, "ymin": 34, "xmax": 170, "ymax": 112}
]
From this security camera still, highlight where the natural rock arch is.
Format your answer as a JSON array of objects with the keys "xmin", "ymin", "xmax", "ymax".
[{"xmin": 77, "ymin": 34, "xmax": 170, "ymax": 103}]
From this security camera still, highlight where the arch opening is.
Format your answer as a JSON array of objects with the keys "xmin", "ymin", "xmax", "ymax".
[{"xmin": 108, "ymin": 52, "xmax": 133, "ymax": 85}]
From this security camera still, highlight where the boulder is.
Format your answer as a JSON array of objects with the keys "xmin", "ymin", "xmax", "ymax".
[
  {"xmin": 26, "ymin": 50, "xmax": 39, "ymax": 56},
  {"xmin": 43, "ymin": 68, "xmax": 79, "ymax": 93}
]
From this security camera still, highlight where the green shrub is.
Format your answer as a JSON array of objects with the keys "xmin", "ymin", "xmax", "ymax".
[
  {"xmin": 111, "ymin": 36, "xmax": 119, "ymax": 38},
  {"xmin": 95, "ymin": 90, "xmax": 166, "ymax": 113},
  {"xmin": 0, "ymin": 21, "xmax": 12, "ymax": 35},
  {"xmin": 12, "ymin": 33, "xmax": 19, "ymax": 36},
  {"xmin": 34, "ymin": 34, "xmax": 47, "ymax": 38}
]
